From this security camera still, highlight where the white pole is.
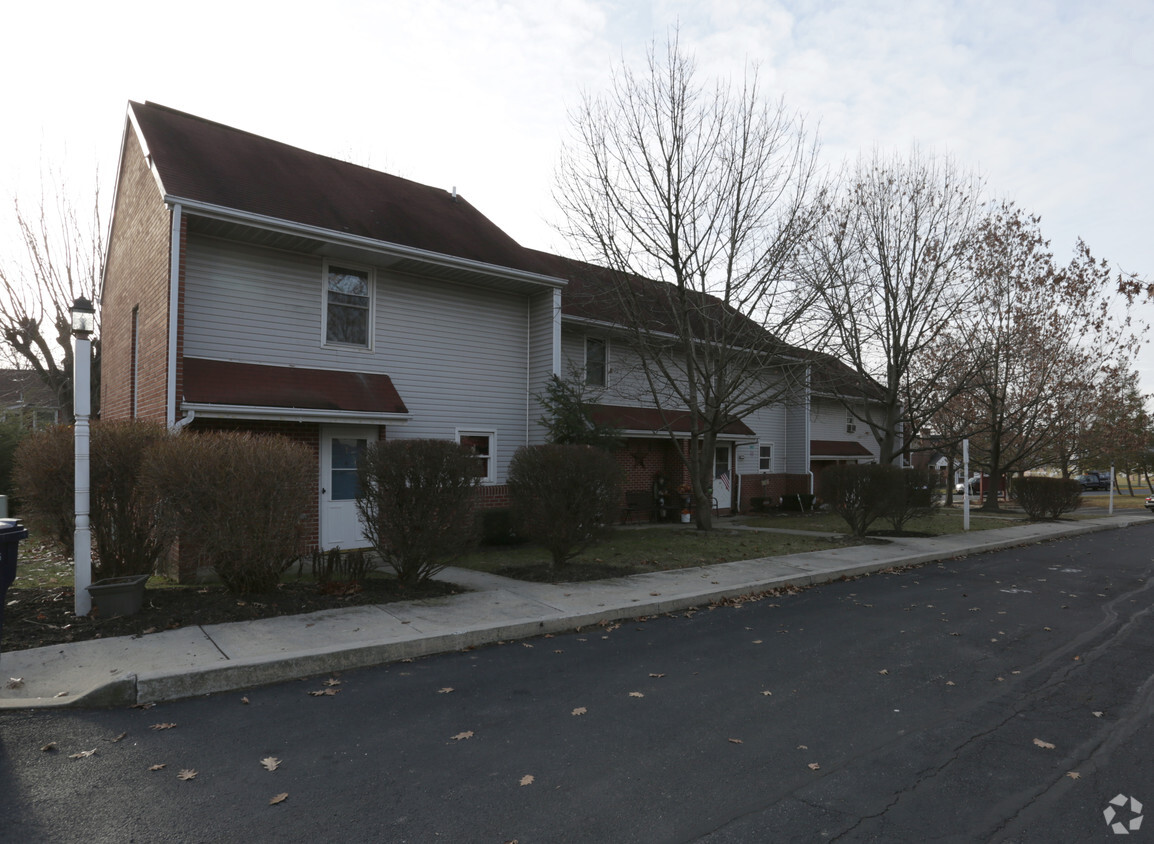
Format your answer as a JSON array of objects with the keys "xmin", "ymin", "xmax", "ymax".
[
  {"xmin": 74, "ymin": 335, "xmax": 92, "ymax": 616},
  {"xmin": 963, "ymin": 438, "xmax": 970, "ymax": 531},
  {"xmin": 1109, "ymin": 464, "xmax": 1115, "ymax": 515}
]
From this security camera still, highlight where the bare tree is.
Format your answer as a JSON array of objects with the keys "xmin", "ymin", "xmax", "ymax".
[
  {"xmin": 801, "ymin": 149, "xmax": 985, "ymax": 465},
  {"xmin": 959, "ymin": 204, "xmax": 1142, "ymax": 510},
  {"xmin": 0, "ymin": 169, "xmax": 103, "ymax": 421},
  {"xmin": 555, "ymin": 36, "xmax": 825, "ymax": 529}
]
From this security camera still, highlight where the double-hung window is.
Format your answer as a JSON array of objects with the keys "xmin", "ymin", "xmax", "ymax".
[
  {"xmin": 458, "ymin": 431, "xmax": 495, "ymax": 483},
  {"xmin": 585, "ymin": 337, "xmax": 607, "ymax": 387},
  {"xmin": 759, "ymin": 444, "xmax": 773, "ymax": 472},
  {"xmin": 324, "ymin": 263, "xmax": 372, "ymax": 348}
]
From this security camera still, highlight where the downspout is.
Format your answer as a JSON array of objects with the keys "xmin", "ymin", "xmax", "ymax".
[
  {"xmin": 171, "ymin": 409, "xmax": 195, "ymax": 432},
  {"xmin": 525, "ymin": 298, "xmax": 530, "ymax": 447},
  {"xmin": 166, "ymin": 203, "xmax": 182, "ymax": 428}
]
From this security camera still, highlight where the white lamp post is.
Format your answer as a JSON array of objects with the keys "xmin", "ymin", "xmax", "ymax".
[{"xmin": 72, "ymin": 296, "xmax": 95, "ymax": 616}]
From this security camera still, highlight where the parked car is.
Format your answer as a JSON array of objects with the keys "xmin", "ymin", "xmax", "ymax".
[
  {"xmin": 955, "ymin": 475, "xmax": 983, "ymax": 495},
  {"xmin": 1076, "ymin": 473, "xmax": 1110, "ymax": 491},
  {"xmin": 1145, "ymin": 495, "xmax": 1154, "ymax": 513}
]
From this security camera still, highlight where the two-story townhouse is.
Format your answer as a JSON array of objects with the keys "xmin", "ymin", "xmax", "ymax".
[
  {"xmin": 102, "ymin": 102, "xmax": 563, "ymax": 564},
  {"xmin": 101, "ymin": 102, "xmax": 890, "ymax": 570}
]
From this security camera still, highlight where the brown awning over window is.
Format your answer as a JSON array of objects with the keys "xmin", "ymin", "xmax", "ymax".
[
  {"xmin": 810, "ymin": 439, "xmax": 874, "ymax": 458},
  {"xmin": 591, "ymin": 404, "xmax": 756, "ymax": 437},
  {"xmin": 183, "ymin": 358, "xmax": 408, "ymax": 414}
]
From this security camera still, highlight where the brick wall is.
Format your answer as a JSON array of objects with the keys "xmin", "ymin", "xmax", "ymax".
[
  {"xmin": 102, "ymin": 127, "xmax": 174, "ymax": 423},
  {"xmin": 738, "ymin": 473, "xmax": 811, "ymax": 512}
]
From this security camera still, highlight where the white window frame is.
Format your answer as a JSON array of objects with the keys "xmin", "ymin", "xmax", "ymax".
[
  {"xmin": 758, "ymin": 443, "xmax": 773, "ymax": 473},
  {"xmin": 846, "ymin": 408, "xmax": 857, "ymax": 434},
  {"xmin": 584, "ymin": 336, "xmax": 608, "ymax": 388},
  {"xmin": 457, "ymin": 429, "xmax": 496, "ymax": 484},
  {"xmin": 322, "ymin": 260, "xmax": 375, "ymax": 351}
]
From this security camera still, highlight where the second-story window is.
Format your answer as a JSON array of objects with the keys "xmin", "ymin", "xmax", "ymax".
[
  {"xmin": 585, "ymin": 337, "xmax": 607, "ymax": 387},
  {"xmin": 325, "ymin": 263, "xmax": 372, "ymax": 348}
]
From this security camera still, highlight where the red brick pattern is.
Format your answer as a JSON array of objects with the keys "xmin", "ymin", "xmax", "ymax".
[
  {"xmin": 738, "ymin": 473, "xmax": 811, "ymax": 511},
  {"xmin": 102, "ymin": 128, "xmax": 173, "ymax": 423}
]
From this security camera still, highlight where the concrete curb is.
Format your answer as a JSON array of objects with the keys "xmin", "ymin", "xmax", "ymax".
[{"xmin": 3, "ymin": 514, "xmax": 1148, "ymax": 710}]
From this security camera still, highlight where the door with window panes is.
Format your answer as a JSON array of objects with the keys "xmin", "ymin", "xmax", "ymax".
[
  {"xmin": 320, "ymin": 426, "xmax": 375, "ymax": 549},
  {"xmin": 714, "ymin": 445, "xmax": 733, "ymax": 511}
]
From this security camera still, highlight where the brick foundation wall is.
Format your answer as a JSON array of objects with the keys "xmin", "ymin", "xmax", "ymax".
[{"xmin": 738, "ymin": 473, "xmax": 811, "ymax": 512}]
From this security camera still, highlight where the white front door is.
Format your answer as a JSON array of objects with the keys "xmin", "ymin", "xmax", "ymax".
[
  {"xmin": 319, "ymin": 425, "xmax": 375, "ymax": 550},
  {"xmin": 714, "ymin": 445, "xmax": 733, "ymax": 511}
]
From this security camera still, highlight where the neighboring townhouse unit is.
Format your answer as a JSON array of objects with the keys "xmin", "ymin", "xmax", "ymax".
[{"xmin": 101, "ymin": 102, "xmax": 889, "ymax": 567}]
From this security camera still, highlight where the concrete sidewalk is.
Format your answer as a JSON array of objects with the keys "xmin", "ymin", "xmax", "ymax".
[{"xmin": 2, "ymin": 513, "xmax": 1150, "ymax": 710}]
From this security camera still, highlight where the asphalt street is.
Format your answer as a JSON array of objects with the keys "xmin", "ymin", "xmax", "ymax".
[{"xmin": 3, "ymin": 524, "xmax": 1154, "ymax": 843}]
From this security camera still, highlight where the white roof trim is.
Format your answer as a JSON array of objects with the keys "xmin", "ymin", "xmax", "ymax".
[
  {"xmin": 169, "ymin": 197, "xmax": 568, "ymax": 290},
  {"xmin": 180, "ymin": 402, "xmax": 411, "ymax": 426}
]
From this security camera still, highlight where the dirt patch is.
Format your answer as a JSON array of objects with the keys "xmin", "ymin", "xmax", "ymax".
[{"xmin": 0, "ymin": 577, "xmax": 462, "ymax": 653}]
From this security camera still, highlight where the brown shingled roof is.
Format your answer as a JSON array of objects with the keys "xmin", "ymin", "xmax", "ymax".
[
  {"xmin": 129, "ymin": 101, "xmax": 553, "ymax": 277},
  {"xmin": 810, "ymin": 439, "xmax": 874, "ymax": 457},
  {"xmin": 183, "ymin": 358, "xmax": 408, "ymax": 415}
]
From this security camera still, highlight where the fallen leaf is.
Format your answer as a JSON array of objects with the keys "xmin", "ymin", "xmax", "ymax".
[
  {"xmin": 148, "ymin": 764, "xmax": 166, "ymax": 771},
  {"xmin": 438, "ymin": 687, "xmax": 454, "ymax": 694},
  {"xmin": 648, "ymin": 673, "xmax": 665, "ymax": 678},
  {"xmin": 109, "ymin": 732, "xmax": 127, "ymax": 743},
  {"xmin": 307, "ymin": 688, "xmax": 340, "ymax": 697},
  {"xmin": 1092, "ymin": 711, "xmax": 1104, "ymax": 718},
  {"xmin": 141, "ymin": 627, "xmax": 157, "ymax": 635},
  {"xmin": 1033, "ymin": 738, "xmax": 1056, "ymax": 750},
  {"xmin": 761, "ymin": 691, "xmax": 772, "ymax": 696},
  {"xmin": 571, "ymin": 707, "xmax": 587, "ymax": 716},
  {"xmin": 520, "ymin": 774, "xmax": 534, "ymax": 786},
  {"xmin": 522, "ymin": 643, "xmax": 533, "ymax": 648},
  {"xmin": 946, "ymin": 680, "xmax": 956, "ymax": 686},
  {"xmin": 53, "ymin": 691, "xmax": 69, "ymax": 698},
  {"xmin": 322, "ymin": 678, "xmax": 342, "ymax": 687},
  {"xmin": 628, "ymin": 691, "xmax": 644, "ymax": 698},
  {"xmin": 177, "ymin": 769, "xmax": 197, "ymax": 781},
  {"xmin": 69, "ymin": 749, "xmax": 96, "ymax": 759},
  {"xmin": 269, "ymin": 792, "xmax": 288, "ymax": 805},
  {"xmin": 728, "ymin": 738, "xmax": 743, "ymax": 744},
  {"xmin": 241, "ymin": 697, "xmax": 250, "ymax": 705},
  {"xmin": 752, "ymin": 640, "xmax": 763, "ymax": 644},
  {"xmin": 807, "ymin": 762, "xmax": 820, "ymax": 771},
  {"xmin": 878, "ymin": 669, "xmax": 889, "ymax": 676},
  {"xmin": 797, "ymin": 745, "xmax": 808, "ymax": 750},
  {"xmin": 41, "ymin": 742, "xmax": 57, "ymax": 752},
  {"xmin": 451, "ymin": 731, "xmax": 474, "ymax": 741},
  {"xmin": 1067, "ymin": 771, "xmax": 1081, "ymax": 780},
  {"xmin": 131, "ymin": 702, "xmax": 156, "ymax": 709},
  {"xmin": 150, "ymin": 723, "xmax": 177, "ymax": 731},
  {"xmin": 261, "ymin": 756, "xmax": 281, "ymax": 772},
  {"xmin": 6, "ymin": 677, "xmax": 23, "ymax": 689}
]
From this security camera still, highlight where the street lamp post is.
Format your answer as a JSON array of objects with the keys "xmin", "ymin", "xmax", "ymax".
[{"xmin": 71, "ymin": 296, "xmax": 95, "ymax": 616}]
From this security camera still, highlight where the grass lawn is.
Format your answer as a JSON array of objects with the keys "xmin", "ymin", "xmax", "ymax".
[{"xmin": 455, "ymin": 525, "xmax": 857, "ymax": 581}]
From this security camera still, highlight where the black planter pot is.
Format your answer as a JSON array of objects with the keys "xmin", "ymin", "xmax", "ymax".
[{"xmin": 86, "ymin": 574, "xmax": 150, "ymax": 617}]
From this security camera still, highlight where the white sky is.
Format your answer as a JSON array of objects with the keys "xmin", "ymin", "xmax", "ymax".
[{"xmin": 3, "ymin": 0, "xmax": 1152, "ymax": 381}]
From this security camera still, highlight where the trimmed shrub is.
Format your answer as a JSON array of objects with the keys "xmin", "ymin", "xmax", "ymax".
[
  {"xmin": 13, "ymin": 425, "xmax": 74, "ymax": 553},
  {"xmin": 884, "ymin": 467, "xmax": 940, "ymax": 532},
  {"xmin": 90, "ymin": 420, "xmax": 170, "ymax": 579},
  {"xmin": 507, "ymin": 444, "xmax": 623, "ymax": 568},
  {"xmin": 820, "ymin": 463, "xmax": 903, "ymax": 538},
  {"xmin": 356, "ymin": 439, "xmax": 482, "ymax": 585},
  {"xmin": 1013, "ymin": 476, "xmax": 1082, "ymax": 520},
  {"xmin": 147, "ymin": 432, "xmax": 313, "ymax": 593},
  {"xmin": 0, "ymin": 419, "xmax": 27, "ymax": 503}
]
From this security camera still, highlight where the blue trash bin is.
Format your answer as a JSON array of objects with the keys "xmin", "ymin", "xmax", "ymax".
[{"xmin": 0, "ymin": 518, "xmax": 30, "ymax": 650}]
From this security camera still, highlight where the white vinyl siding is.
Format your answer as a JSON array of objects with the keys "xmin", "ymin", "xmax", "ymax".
[{"xmin": 183, "ymin": 237, "xmax": 535, "ymax": 482}]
